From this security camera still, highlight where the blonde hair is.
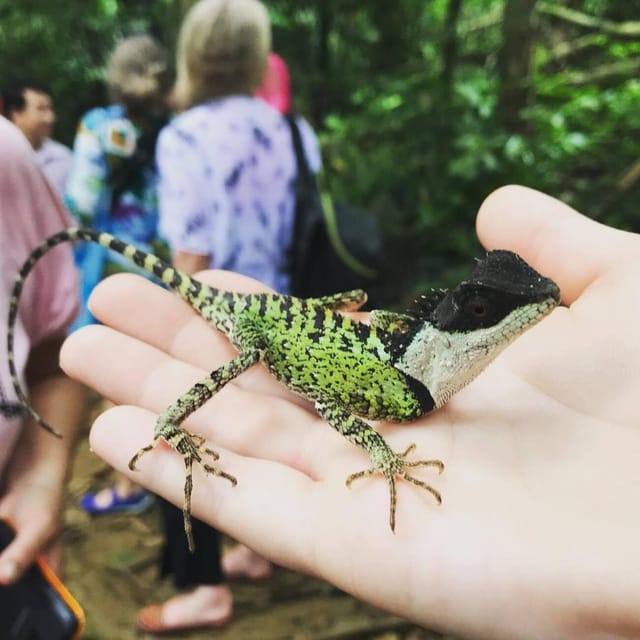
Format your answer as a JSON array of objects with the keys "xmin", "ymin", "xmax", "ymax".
[
  {"xmin": 174, "ymin": 0, "xmax": 271, "ymax": 110},
  {"xmin": 106, "ymin": 34, "xmax": 171, "ymax": 114}
]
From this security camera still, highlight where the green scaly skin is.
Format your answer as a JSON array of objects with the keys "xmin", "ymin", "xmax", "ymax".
[{"xmin": 7, "ymin": 227, "xmax": 561, "ymax": 550}]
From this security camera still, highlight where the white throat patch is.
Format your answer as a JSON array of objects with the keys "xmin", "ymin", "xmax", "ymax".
[{"xmin": 395, "ymin": 301, "xmax": 553, "ymax": 407}]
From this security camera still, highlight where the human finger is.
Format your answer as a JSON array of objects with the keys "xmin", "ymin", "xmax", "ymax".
[
  {"xmin": 0, "ymin": 520, "xmax": 49, "ymax": 585},
  {"xmin": 476, "ymin": 185, "xmax": 640, "ymax": 304},
  {"xmin": 62, "ymin": 324, "xmax": 357, "ymax": 479},
  {"xmin": 88, "ymin": 405, "xmax": 324, "ymax": 574},
  {"xmin": 86, "ymin": 271, "xmax": 299, "ymax": 402},
  {"xmin": 89, "ymin": 404, "xmax": 447, "ymax": 584}
]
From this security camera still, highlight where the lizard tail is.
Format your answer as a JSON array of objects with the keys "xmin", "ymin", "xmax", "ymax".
[{"xmin": 7, "ymin": 226, "xmax": 223, "ymax": 438}]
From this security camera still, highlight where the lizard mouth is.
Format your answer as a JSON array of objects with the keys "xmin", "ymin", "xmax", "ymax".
[{"xmin": 533, "ymin": 278, "xmax": 561, "ymax": 305}]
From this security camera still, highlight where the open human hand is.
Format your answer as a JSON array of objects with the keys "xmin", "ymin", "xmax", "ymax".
[
  {"xmin": 61, "ymin": 186, "xmax": 640, "ymax": 640},
  {"xmin": 0, "ymin": 413, "xmax": 68, "ymax": 585}
]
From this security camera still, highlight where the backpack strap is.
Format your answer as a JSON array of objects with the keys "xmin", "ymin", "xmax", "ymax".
[
  {"xmin": 285, "ymin": 114, "xmax": 315, "ymax": 184},
  {"xmin": 320, "ymin": 192, "xmax": 378, "ymax": 278},
  {"xmin": 285, "ymin": 114, "xmax": 378, "ymax": 281}
]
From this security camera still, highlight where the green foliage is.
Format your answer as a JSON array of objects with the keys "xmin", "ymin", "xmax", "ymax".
[
  {"xmin": 306, "ymin": 0, "xmax": 640, "ymax": 299},
  {"xmin": 0, "ymin": 0, "xmax": 177, "ymax": 142},
  {"xmin": 2, "ymin": 0, "xmax": 639, "ymax": 303}
]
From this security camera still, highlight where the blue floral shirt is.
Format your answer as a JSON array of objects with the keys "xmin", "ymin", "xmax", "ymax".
[
  {"xmin": 65, "ymin": 105, "xmax": 167, "ymax": 327},
  {"xmin": 157, "ymin": 96, "xmax": 321, "ymax": 293}
]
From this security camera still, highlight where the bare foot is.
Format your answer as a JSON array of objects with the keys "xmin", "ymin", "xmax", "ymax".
[
  {"xmin": 79, "ymin": 477, "xmax": 153, "ymax": 514},
  {"xmin": 222, "ymin": 544, "xmax": 273, "ymax": 581},
  {"xmin": 89, "ymin": 482, "xmax": 138, "ymax": 509},
  {"xmin": 137, "ymin": 584, "xmax": 232, "ymax": 633}
]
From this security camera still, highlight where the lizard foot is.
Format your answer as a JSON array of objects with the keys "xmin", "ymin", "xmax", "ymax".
[
  {"xmin": 128, "ymin": 427, "xmax": 237, "ymax": 551},
  {"xmin": 346, "ymin": 443, "xmax": 444, "ymax": 532}
]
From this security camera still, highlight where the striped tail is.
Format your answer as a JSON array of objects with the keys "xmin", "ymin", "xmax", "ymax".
[{"xmin": 7, "ymin": 226, "xmax": 220, "ymax": 438}]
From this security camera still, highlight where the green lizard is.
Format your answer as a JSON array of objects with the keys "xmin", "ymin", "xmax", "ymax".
[{"xmin": 7, "ymin": 228, "xmax": 560, "ymax": 550}]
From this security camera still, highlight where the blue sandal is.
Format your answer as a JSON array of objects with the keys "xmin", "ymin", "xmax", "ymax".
[{"xmin": 79, "ymin": 487, "xmax": 154, "ymax": 514}]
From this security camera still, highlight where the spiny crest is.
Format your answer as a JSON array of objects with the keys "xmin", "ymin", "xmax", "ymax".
[
  {"xmin": 376, "ymin": 289, "xmax": 447, "ymax": 361},
  {"xmin": 404, "ymin": 289, "xmax": 447, "ymax": 327},
  {"xmin": 369, "ymin": 289, "xmax": 448, "ymax": 338}
]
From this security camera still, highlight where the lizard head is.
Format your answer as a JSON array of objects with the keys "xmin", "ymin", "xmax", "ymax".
[
  {"xmin": 430, "ymin": 249, "xmax": 560, "ymax": 333},
  {"xmin": 396, "ymin": 250, "xmax": 561, "ymax": 407}
]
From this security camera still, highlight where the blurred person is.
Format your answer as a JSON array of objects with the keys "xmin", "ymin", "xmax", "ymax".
[
  {"xmin": 65, "ymin": 34, "xmax": 173, "ymax": 517},
  {"xmin": 1, "ymin": 81, "xmax": 72, "ymax": 198},
  {"xmin": 0, "ymin": 116, "xmax": 86, "ymax": 587},
  {"xmin": 131, "ymin": 0, "xmax": 321, "ymax": 633},
  {"xmin": 159, "ymin": 1, "xmax": 321, "ymax": 285}
]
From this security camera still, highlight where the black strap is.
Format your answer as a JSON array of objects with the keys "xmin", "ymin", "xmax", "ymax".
[{"xmin": 285, "ymin": 114, "xmax": 314, "ymax": 184}]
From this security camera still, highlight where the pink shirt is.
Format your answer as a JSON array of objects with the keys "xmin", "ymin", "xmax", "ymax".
[{"xmin": 0, "ymin": 117, "xmax": 79, "ymax": 470}]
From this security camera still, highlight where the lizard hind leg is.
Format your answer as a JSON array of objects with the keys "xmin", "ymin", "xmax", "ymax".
[
  {"xmin": 316, "ymin": 402, "xmax": 444, "ymax": 533},
  {"xmin": 346, "ymin": 444, "xmax": 444, "ymax": 532}
]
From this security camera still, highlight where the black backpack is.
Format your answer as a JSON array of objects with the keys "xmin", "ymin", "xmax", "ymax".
[{"xmin": 286, "ymin": 115, "xmax": 383, "ymax": 299}]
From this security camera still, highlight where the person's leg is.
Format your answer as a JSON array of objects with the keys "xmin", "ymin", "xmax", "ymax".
[
  {"xmin": 222, "ymin": 543, "xmax": 273, "ymax": 580},
  {"xmin": 136, "ymin": 499, "xmax": 232, "ymax": 633}
]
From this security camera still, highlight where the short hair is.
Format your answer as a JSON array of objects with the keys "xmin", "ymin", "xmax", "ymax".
[
  {"xmin": 174, "ymin": 0, "xmax": 271, "ymax": 110},
  {"xmin": 106, "ymin": 34, "xmax": 172, "ymax": 116},
  {"xmin": 1, "ymin": 81, "xmax": 51, "ymax": 116}
]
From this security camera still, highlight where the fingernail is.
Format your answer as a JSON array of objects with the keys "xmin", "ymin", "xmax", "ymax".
[{"xmin": 0, "ymin": 560, "xmax": 19, "ymax": 584}]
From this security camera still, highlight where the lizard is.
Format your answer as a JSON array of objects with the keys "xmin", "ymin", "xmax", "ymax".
[{"xmin": 7, "ymin": 227, "xmax": 561, "ymax": 550}]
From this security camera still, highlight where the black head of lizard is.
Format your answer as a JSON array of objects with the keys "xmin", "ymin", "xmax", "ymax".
[
  {"xmin": 430, "ymin": 250, "xmax": 561, "ymax": 332},
  {"xmin": 393, "ymin": 250, "xmax": 561, "ymax": 408}
]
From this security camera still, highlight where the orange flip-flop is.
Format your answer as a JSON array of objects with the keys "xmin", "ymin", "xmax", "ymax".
[{"xmin": 137, "ymin": 602, "xmax": 232, "ymax": 635}]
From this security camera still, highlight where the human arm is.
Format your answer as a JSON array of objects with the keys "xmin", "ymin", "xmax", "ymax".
[
  {"xmin": 172, "ymin": 251, "xmax": 210, "ymax": 276},
  {"xmin": 297, "ymin": 116, "xmax": 322, "ymax": 173},
  {"xmin": 60, "ymin": 185, "xmax": 640, "ymax": 639},
  {"xmin": 0, "ymin": 116, "xmax": 87, "ymax": 585},
  {"xmin": 0, "ymin": 337, "xmax": 86, "ymax": 585}
]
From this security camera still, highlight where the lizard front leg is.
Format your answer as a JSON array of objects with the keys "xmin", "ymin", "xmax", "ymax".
[
  {"xmin": 316, "ymin": 402, "xmax": 444, "ymax": 531},
  {"xmin": 129, "ymin": 349, "xmax": 260, "ymax": 551},
  {"xmin": 305, "ymin": 289, "xmax": 367, "ymax": 312}
]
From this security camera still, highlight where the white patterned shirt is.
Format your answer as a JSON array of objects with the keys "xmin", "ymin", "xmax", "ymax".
[
  {"xmin": 157, "ymin": 96, "xmax": 321, "ymax": 293},
  {"xmin": 36, "ymin": 138, "xmax": 72, "ymax": 198}
]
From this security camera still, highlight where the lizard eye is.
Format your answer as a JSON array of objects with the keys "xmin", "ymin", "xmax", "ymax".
[{"xmin": 465, "ymin": 296, "xmax": 490, "ymax": 318}]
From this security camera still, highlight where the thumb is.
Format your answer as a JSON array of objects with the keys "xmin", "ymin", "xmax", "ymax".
[
  {"xmin": 476, "ymin": 185, "xmax": 640, "ymax": 304},
  {"xmin": 0, "ymin": 519, "xmax": 49, "ymax": 585}
]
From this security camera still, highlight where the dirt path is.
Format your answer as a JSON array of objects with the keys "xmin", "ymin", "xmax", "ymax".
[{"xmin": 63, "ymin": 435, "xmax": 449, "ymax": 640}]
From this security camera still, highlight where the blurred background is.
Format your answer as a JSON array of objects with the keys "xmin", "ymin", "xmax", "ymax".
[{"xmin": 2, "ymin": 0, "xmax": 639, "ymax": 299}]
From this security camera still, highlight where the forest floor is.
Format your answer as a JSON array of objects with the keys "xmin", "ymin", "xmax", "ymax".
[{"xmin": 63, "ymin": 427, "xmax": 452, "ymax": 640}]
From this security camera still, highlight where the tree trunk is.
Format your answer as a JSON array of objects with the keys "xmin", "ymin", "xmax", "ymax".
[
  {"xmin": 499, "ymin": 0, "xmax": 538, "ymax": 134},
  {"xmin": 434, "ymin": 0, "xmax": 464, "ymax": 179},
  {"xmin": 441, "ymin": 0, "xmax": 463, "ymax": 106},
  {"xmin": 368, "ymin": 0, "xmax": 423, "ymax": 72},
  {"xmin": 311, "ymin": 0, "xmax": 333, "ymax": 122}
]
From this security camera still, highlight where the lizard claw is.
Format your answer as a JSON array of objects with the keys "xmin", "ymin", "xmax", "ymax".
[
  {"xmin": 346, "ymin": 444, "xmax": 444, "ymax": 532},
  {"xmin": 175, "ymin": 429, "xmax": 237, "ymax": 551},
  {"xmin": 128, "ymin": 426, "xmax": 237, "ymax": 551}
]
